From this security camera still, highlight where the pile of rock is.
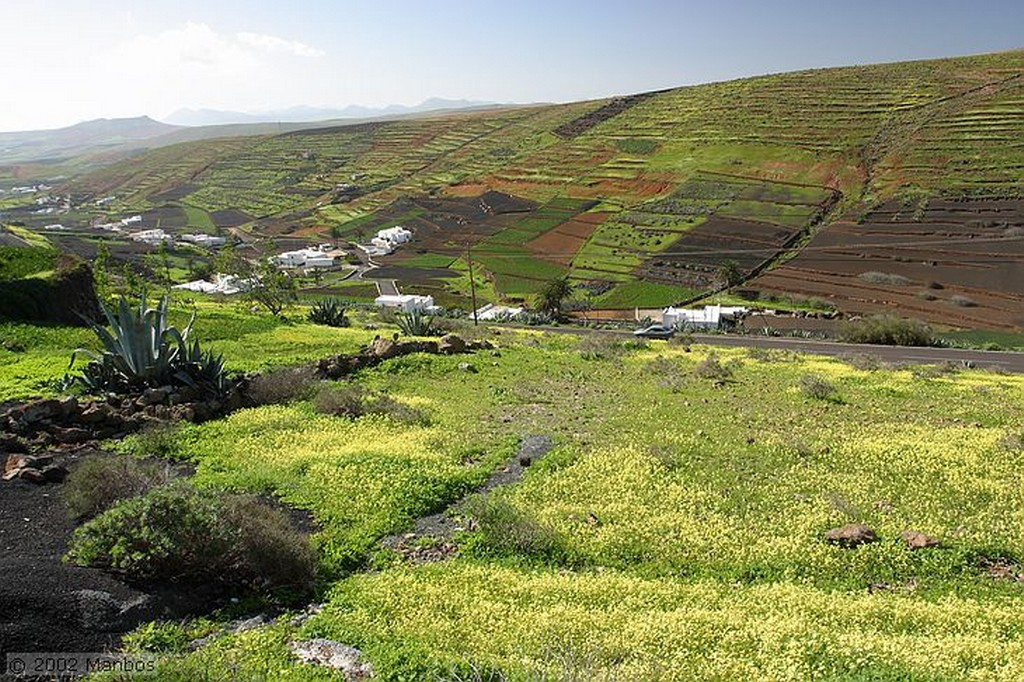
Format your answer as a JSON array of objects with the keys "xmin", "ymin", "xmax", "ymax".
[
  {"xmin": 823, "ymin": 523, "xmax": 940, "ymax": 550},
  {"xmin": 316, "ymin": 333, "xmax": 492, "ymax": 380},
  {"xmin": 3, "ymin": 452, "xmax": 66, "ymax": 484},
  {"xmin": 0, "ymin": 390, "xmax": 242, "ymax": 454}
]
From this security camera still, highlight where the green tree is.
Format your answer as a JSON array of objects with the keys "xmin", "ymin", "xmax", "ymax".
[
  {"xmin": 536, "ymin": 276, "xmax": 574, "ymax": 318},
  {"xmin": 215, "ymin": 244, "xmax": 296, "ymax": 316},
  {"xmin": 717, "ymin": 259, "xmax": 743, "ymax": 288}
]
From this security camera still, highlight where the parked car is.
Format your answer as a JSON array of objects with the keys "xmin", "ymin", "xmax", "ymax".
[{"xmin": 633, "ymin": 324, "xmax": 676, "ymax": 339}]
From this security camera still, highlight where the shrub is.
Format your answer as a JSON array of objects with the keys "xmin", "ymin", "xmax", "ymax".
[
  {"xmin": 577, "ymin": 333, "xmax": 625, "ymax": 360},
  {"xmin": 66, "ymin": 481, "xmax": 232, "ymax": 581},
  {"xmin": 838, "ymin": 315, "xmax": 939, "ymax": 347},
  {"xmin": 245, "ymin": 365, "xmax": 318, "ymax": 406},
  {"xmin": 464, "ymin": 496, "xmax": 568, "ymax": 563},
  {"xmin": 63, "ymin": 456, "xmax": 172, "ymax": 521},
  {"xmin": 65, "ymin": 482, "xmax": 315, "ymax": 594},
  {"xmin": 693, "ymin": 354, "xmax": 733, "ymax": 382},
  {"xmin": 313, "ymin": 383, "xmax": 425, "ymax": 424},
  {"xmin": 949, "ymin": 295, "xmax": 978, "ymax": 307},
  {"xmin": 916, "ymin": 290, "xmax": 938, "ymax": 301},
  {"xmin": 844, "ymin": 353, "xmax": 885, "ymax": 371},
  {"xmin": 220, "ymin": 495, "xmax": 317, "ymax": 593},
  {"xmin": 799, "ymin": 374, "xmax": 838, "ymax": 401},
  {"xmin": 307, "ymin": 298, "xmax": 350, "ymax": 327},
  {"xmin": 858, "ymin": 271, "xmax": 911, "ymax": 286}
]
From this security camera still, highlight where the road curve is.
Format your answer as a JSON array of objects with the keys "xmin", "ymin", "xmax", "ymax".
[{"xmin": 522, "ymin": 326, "xmax": 1024, "ymax": 373}]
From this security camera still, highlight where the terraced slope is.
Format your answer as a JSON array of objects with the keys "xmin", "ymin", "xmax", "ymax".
[{"xmin": 63, "ymin": 50, "xmax": 1024, "ymax": 325}]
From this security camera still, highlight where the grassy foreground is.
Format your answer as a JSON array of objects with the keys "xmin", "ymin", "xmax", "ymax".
[{"xmin": 9, "ymin": 303, "xmax": 1024, "ymax": 680}]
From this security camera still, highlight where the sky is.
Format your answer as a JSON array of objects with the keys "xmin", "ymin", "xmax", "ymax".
[{"xmin": 3, "ymin": 0, "xmax": 1023, "ymax": 132}]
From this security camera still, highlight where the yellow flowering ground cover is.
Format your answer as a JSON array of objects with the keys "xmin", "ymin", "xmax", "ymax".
[{"xmin": 126, "ymin": 333, "xmax": 1024, "ymax": 680}]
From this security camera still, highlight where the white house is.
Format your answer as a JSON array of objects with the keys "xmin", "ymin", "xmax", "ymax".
[
  {"xmin": 129, "ymin": 229, "xmax": 173, "ymax": 246},
  {"xmin": 173, "ymin": 274, "xmax": 242, "ymax": 295},
  {"xmin": 272, "ymin": 247, "xmax": 337, "ymax": 269},
  {"xmin": 180, "ymin": 234, "xmax": 227, "ymax": 248},
  {"xmin": 474, "ymin": 303, "xmax": 524, "ymax": 321},
  {"xmin": 365, "ymin": 225, "xmax": 413, "ymax": 256},
  {"xmin": 662, "ymin": 305, "xmax": 748, "ymax": 330},
  {"xmin": 374, "ymin": 294, "xmax": 437, "ymax": 313},
  {"xmin": 120, "ymin": 215, "xmax": 143, "ymax": 226}
]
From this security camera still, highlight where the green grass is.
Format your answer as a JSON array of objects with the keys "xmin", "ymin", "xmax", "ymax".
[
  {"xmin": 105, "ymin": 330, "xmax": 1024, "ymax": 680},
  {"xmin": 592, "ymin": 280, "xmax": 700, "ymax": 308}
]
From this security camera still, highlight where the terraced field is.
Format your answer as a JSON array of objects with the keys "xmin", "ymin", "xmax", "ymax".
[
  {"xmin": 57, "ymin": 49, "xmax": 1024, "ymax": 322},
  {"xmin": 751, "ymin": 198, "xmax": 1024, "ymax": 328}
]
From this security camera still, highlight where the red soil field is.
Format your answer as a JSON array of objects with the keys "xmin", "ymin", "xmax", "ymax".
[{"xmin": 528, "ymin": 213, "xmax": 611, "ymax": 265}]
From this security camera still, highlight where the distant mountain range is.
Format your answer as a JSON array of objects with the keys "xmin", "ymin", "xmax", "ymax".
[
  {"xmin": 0, "ymin": 99, "xmax": 509, "ymax": 166},
  {"xmin": 163, "ymin": 98, "xmax": 499, "ymax": 127},
  {"xmin": 0, "ymin": 116, "xmax": 181, "ymax": 164}
]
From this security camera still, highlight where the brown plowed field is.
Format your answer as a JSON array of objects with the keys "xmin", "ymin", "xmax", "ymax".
[
  {"xmin": 750, "ymin": 199, "xmax": 1024, "ymax": 329},
  {"xmin": 528, "ymin": 212, "xmax": 610, "ymax": 265},
  {"xmin": 639, "ymin": 217, "xmax": 803, "ymax": 289}
]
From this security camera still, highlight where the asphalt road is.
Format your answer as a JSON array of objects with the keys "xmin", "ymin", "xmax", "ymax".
[{"xmin": 526, "ymin": 326, "xmax": 1024, "ymax": 373}]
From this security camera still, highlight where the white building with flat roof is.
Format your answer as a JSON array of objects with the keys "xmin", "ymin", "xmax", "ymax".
[
  {"xmin": 374, "ymin": 294, "xmax": 437, "ymax": 313},
  {"xmin": 662, "ymin": 305, "xmax": 748, "ymax": 330}
]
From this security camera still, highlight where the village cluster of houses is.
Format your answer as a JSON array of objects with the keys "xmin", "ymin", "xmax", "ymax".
[{"xmin": 3, "ymin": 184, "xmax": 51, "ymax": 195}]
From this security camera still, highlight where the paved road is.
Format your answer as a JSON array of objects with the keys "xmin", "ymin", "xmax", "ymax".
[{"xmin": 525, "ymin": 325, "xmax": 1024, "ymax": 373}]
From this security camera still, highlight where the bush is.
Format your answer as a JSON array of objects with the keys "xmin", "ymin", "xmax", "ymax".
[
  {"xmin": 577, "ymin": 333, "xmax": 626, "ymax": 360},
  {"xmin": 949, "ymin": 295, "xmax": 978, "ymax": 308},
  {"xmin": 66, "ymin": 482, "xmax": 315, "ymax": 594},
  {"xmin": 63, "ymin": 456, "xmax": 172, "ymax": 521},
  {"xmin": 221, "ymin": 495, "xmax": 317, "ymax": 593},
  {"xmin": 464, "ymin": 496, "xmax": 568, "ymax": 563},
  {"xmin": 313, "ymin": 383, "xmax": 425, "ymax": 424},
  {"xmin": 858, "ymin": 271, "xmax": 911, "ymax": 286},
  {"xmin": 693, "ymin": 354, "xmax": 733, "ymax": 382},
  {"xmin": 307, "ymin": 298, "xmax": 350, "ymax": 327},
  {"xmin": 838, "ymin": 315, "xmax": 939, "ymax": 347},
  {"xmin": 245, "ymin": 365, "xmax": 318, "ymax": 406},
  {"xmin": 799, "ymin": 374, "xmax": 839, "ymax": 401}
]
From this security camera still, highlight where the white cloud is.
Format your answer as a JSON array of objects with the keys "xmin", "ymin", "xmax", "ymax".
[{"xmin": 237, "ymin": 32, "xmax": 325, "ymax": 58}]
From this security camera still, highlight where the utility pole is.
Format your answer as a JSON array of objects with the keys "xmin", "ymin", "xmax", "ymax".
[{"xmin": 467, "ymin": 241, "xmax": 478, "ymax": 326}]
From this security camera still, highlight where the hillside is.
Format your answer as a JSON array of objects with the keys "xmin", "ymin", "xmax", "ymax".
[{"xmin": 49, "ymin": 50, "xmax": 1024, "ymax": 328}]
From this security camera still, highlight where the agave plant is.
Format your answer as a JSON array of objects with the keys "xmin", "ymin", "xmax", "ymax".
[
  {"xmin": 307, "ymin": 298, "xmax": 350, "ymax": 327},
  {"xmin": 71, "ymin": 294, "xmax": 226, "ymax": 395},
  {"xmin": 395, "ymin": 308, "xmax": 437, "ymax": 336}
]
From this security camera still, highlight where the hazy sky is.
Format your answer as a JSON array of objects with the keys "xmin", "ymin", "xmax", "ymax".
[{"xmin": 4, "ymin": 0, "xmax": 1023, "ymax": 131}]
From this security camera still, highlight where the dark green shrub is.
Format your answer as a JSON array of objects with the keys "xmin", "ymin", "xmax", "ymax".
[
  {"xmin": 66, "ymin": 482, "xmax": 315, "ymax": 593},
  {"xmin": 307, "ymin": 298, "xmax": 350, "ymax": 327},
  {"xmin": 838, "ymin": 315, "xmax": 939, "ymax": 347},
  {"xmin": 66, "ymin": 481, "xmax": 232, "ymax": 581},
  {"xmin": 63, "ymin": 455, "xmax": 172, "ymax": 521}
]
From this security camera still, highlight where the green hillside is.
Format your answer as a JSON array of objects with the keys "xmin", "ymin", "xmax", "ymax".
[{"xmin": 61, "ymin": 50, "xmax": 1024, "ymax": 323}]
